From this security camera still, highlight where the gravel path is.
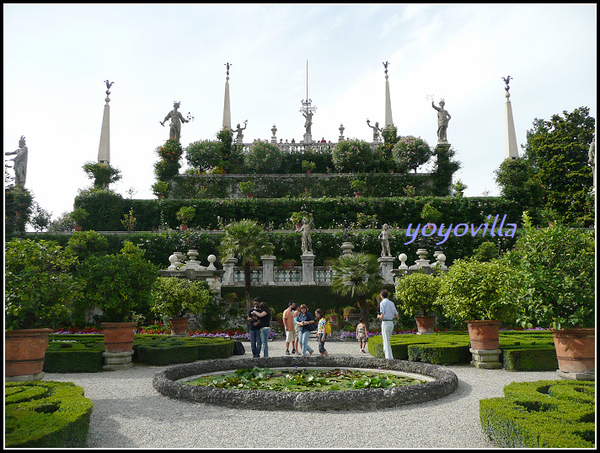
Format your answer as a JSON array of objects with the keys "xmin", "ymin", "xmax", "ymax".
[{"xmin": 44, "ymin": 339, "xmax": 559, "ymax": 449}]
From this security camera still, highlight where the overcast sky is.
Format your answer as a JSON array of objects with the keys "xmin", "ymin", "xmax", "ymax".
[{"xmin": 4, "ymin": 3, "xmax": 597, "ymax": 224}]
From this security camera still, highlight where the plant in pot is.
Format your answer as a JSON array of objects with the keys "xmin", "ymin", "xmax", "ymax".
[
  {"xmin": 150, "ymin": 277, "xmax": 212, "ymax": 336},
  {"xmin": 502, "ymin": 215, "xmax": 595, "ymax": 378},
  {"xmin": 5, "ymin": 239, "xmax": 82, "ymax": 379},
  {"xmin": 435, "ymin": 257, "xmax": 515, "ymax": 351},
  {"xmin": 70, "ymin": 207, "xmax": 88, "ymax": 231},
  {"xmin": 350, "ymin": 178, "xmax": 367, "ymax": 197},
  {"xmin": 395, "ymin": 271, "xmax": 441, "ymax": 334},
  {"xmin": 281, "ymin": 258, "xmax": 297, "ymax": 269},
  {"xmin": 238, "ymin": 180, "xmax": 256, "ymax": 198},
  {"xmin": 151, "ymin": 180, "xmax": 170, "ymax": 199},
  {"xmin": 176, "ymin": 205, "xmax": 196, "ymax": 231},
  {"xmin": 76, "ymin": 241, "xmax": 158, "ymax": 354},
  {"xmin": 301, "ymin": 160, "xmax": 316, "ymax": 174}
]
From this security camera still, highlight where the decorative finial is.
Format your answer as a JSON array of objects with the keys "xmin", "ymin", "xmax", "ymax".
[
  {"xmin": 104, "ymin": 80, "xmax": 114, "ymax": 96},
  {"xmin": 225, "ymin": 62, "xmax": 232, "ymax": 77},
  {"xmin": 502, "ymin": 75, "xmax": 512, "ymax": 93},
  {"xmin": 382, "ymin": 61, "xmax": 390, "ymax": 75}
]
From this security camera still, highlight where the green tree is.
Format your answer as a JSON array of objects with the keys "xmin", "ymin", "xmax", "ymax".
[
  {"xmin": 332, "ymin": 139, "xmax": 374, "ymax": 173},
  {"xmin": 494, "ymin": 157, "xmax": 544, "ymax": 212},
  {"xmin": 431, "ymin": 145, "xmax": 461, "ymax": 196},
  {"xmin": 244, "ymin": 141, "xmax": 282, "ymax": 174},
  {"xmin": 4, "ymin": 185, "xmax": 33, "ymax": 237},
  {"xmin": 331, "ymin": 252, "xmax": 383, "ymax": 330},
  {"xmin": 392, "ymin": 136, "xmax": 432, "ymax": 173},
  {"xmin": 522, "ymin": 107, "xmax": 595, "ymax": 226},
  {"xmin": 185, "ymin": 140, "xmax": 223, "ymax": 172},
  {"xmin": 218, "ymin": 220, "xmax": 274, "ymax": 310},
  {"xmin": 82, "ymin": 162, "xmax": 122, "ymax": 189}
]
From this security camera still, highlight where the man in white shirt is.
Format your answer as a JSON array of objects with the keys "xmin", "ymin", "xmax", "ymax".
[{"xmin": 376, "ymin": 289, "xmax": 399, "ymax": 359}]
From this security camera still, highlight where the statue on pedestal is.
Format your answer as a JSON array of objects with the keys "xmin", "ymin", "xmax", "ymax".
[
  {"xmin": 303, "ymin": 110, "xmax": 313, "ymax": 136},
  {"xmin": 431, "ymin": 99, "xmax": 451, "ymax": 144},
  {"xmin": 297, "ymin": 213, "xmax": 314, "ymax": 254},
  {"xmin": 5, "ymin": 135, "xmax": 28, "ymax": 187},
  {"xmin": 235, "ymin": 120, "xmax": 248, "ymax": 143},
  {"xmin": 379, "ymin": 223, "xmax": 392, "ymax": 257},
  {"xmin": 160, "ymin": 101, "xmax": 189, "ymax": 142},
  {"xmin": 366, "ymin": 119, "xmax": 383, "ymax": 142}
]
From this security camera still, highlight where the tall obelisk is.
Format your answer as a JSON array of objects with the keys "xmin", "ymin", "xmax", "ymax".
[
  {"xmin": 98, "ymin": 80, "xmax": 113, "ymax": 164},
  {"xmin": 503, "ymin": 76, "xmax": 519, "ymax": 159},
  {"xmin": 222, "ymin": 62, "xmax": 232, "ymax": 130},
  {"xmin": 383, "ymin": 61, "xmax": 394, "ymax": 129}
]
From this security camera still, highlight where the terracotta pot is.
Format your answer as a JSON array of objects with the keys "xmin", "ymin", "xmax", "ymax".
[
  {"xmin": 467, "ymin": 320, "xmax": 500, "ymax": 350},
  {"xmin": 102, "ymin": 322, "xmax": 137, "ymax": 352},
  {"xmin": 415, "ymin": 316, "xmax": 436, "ymax": 334},
  {"xmin": 169, "ymin": 317, "xmax": 189, "ymax": 336},
  {"xmin": 74, "ymin": 225, "xmax": 82, "ymax": 231},
  {"xmin": 180, "ymin": 224, "xmax": 188, "ymax": 231},
  {"xmin": 551, "ymin": 328, "xmax": 595, "ymax": 374},
  {"xmin": 5, "ymin": 328, "xmax": 52, "ymax": 378}
]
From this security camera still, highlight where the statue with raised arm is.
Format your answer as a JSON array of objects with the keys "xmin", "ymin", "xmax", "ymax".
[
  {"xmin": 297, "ymin": 213, "xmax": 315, "ymax": 254},
  {"xmin": 366, "ymin": 119, "xmax": 383, "ymax": 142},
  {"xmin": 431, "ymin": 99, "xmax": 451, "ymax": 144},
  {"xmin": 235, "ymin": 120, "xmax": 248, "ymax": 143},
  {"xmin": 5, "ymin": 135, "xmax": 28, "ymax": 187},
  {"xmin": 160, "ymin": 101, "xmax": 189, "ymax": 142},
  {"xmin": 303, "ymin": 110, "xmax": 313, "ymax": 135}
]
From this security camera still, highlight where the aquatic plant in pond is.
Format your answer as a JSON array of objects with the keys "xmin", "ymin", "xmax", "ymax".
[{"xmin": 187, "ymin": 366, "xmax": 426, "ymax": 392}]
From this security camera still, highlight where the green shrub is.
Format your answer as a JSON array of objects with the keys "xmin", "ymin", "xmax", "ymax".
[
  {"xmin": 150, "ymin": 277, "xmax": 212, "ymax": 319},
  {"xmin": 395, "ymin": 272, "xmax": 442, "ymax": 317},
  {"xmin": 244, "ymin": 141, "xmax": 282, "ymax": 174},
  {"xmin": 44, "ymin": 340, "xmax": 104, "ymax": 373},
  {"xmin": 73, "ymin": 188, "xmax": 125, "ymax": 231},
  {"xmin": 5, "ymin": 381, "xmax": 93, "ymax": 448},
  {"xmin": 480, "ymin": 380, "xmax": 595, "ymax": 448},
  {"xmin": 332, "ymin": 139, "xmax": 374, "ymax": 172}
]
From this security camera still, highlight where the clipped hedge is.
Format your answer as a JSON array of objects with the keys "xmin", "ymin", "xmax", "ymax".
[
  {"xmin": 480, "ymin": 380, "xmax": 595, "ymax": 448},
  {"xmin": 44, "ymin": 338, "xmax": 105, "ymax": 373},
  {"xmin": 133, "ymin": 335, "xmax": 234, "ymax": 366},
  {"xmin": 5, "ymin": 381, "xmax": 93, "ymax": 448}
]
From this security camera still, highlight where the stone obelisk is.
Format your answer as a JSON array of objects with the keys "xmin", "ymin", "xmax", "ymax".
[
  {"xmin": 98, "ymin": 80, "xmax": 113, "ymax": 164},
  {"xmin": 503, "ymin": 76, "xmax": 519, "ymax": 159},
  {"xmin": 383, "ymin": 61, "xmax": 394, "ymax": 129},
  {"xmin": 222, "ymin": 63, "xmax": 232, "ymax": 130}
]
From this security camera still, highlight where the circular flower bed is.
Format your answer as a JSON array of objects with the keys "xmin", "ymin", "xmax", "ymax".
[{"xmin": 153, "ymin": 356, "xmax": 458, "ymax": 411}]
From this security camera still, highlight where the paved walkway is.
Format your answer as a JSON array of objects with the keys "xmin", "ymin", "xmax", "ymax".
[{"xmin": 44, "ymin": 339, "xmax": 559, "ymax": 449}]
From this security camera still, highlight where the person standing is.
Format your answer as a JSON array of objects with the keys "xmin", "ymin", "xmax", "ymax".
[
  {"xmin": 296, "ymin": 304, "xmax": 315, "ymax": 357},
  {"xmin": 253, "ymin": 301, "xmax": 272, "ymax": 358},
  {"xmin": 293, "ymin": 309, "xmax": 302, "ymax": 355},
  {"xmin": 282, "ymin": 301, "xmax": 298, "ymax": 355},
  {"xmin": 376, "ymin": 289, "xmax": 398, "ymax": 359},
  {"xmin": 247, "ymin": 298, "xmax": 262, "ymax": 358},
  {"xmin": 356, "ymin": 318, "xmax": 368, "ymax": 353},
  {"xmin": 315, "ymin": 309, "xmax": 329, "ymax": 357}
]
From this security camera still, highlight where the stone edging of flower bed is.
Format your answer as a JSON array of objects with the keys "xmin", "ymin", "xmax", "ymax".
[{"xmin": 152, "ymin": 356, "xmax": 458, "ymax": 411}]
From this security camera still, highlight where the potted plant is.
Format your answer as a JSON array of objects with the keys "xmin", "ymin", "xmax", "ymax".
[
  {"xmin": 395, "ymin": 272, "xmax": 441, "ymax": 334},
  {"xmin": 176, "ymin": 205, "xmax": 196, "ymax": 231},
  {"xmin": 342, "ymin": 305, "xmax": 358, "ymax": 321},
  {"xmin": 150, "ymin": 277, "xmax": 212, "ymax": 336},
  {"xmin": 76, "ymin": 241, "xmax": 158, "ymax": 353},
  {"xmin": 70, "ymin": 207, "xmax": 88, "ymax": 231},
  {"xmin": 151, "ymin": 180, "xmax": 170, "ymax": 199},
  {"xmin": 281, "ymin": 258, "xmax": 297, "ymax": 269},
  {"xmin": 350, "ymin": 178, "xmax": 367, "ymax": 197},
  {"xmin": 238, "ymin": 180, "xmax": 256, "ymax": 198},
  {"xmin": 503, "ymin": 217, "xmax": 595, "ymax": 378},
  {"xmin": 301, "ymin": 160, "xmax": 316, "ymax": 174},
  {"xmin": 5, "ymin": 239, "xmax": 81, "ymax": 379},
  {"xmin": 435, "ymin": 258, "xmax": 514, "ymax": 350}
]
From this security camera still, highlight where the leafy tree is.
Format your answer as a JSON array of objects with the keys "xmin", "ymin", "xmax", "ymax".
[
  {"xmin": 431, "ymin": 145, "xmax": 461, "ymax": 196},
  {"xmin": 244, "ymin": 141, "xmax": 282, "ymax": 174},
  {"xmin": 66, "ymin": 230, "xmax": 110, "ymax": 262},
  {"xmin": 392, "ymin": 136, "xmax": 432, "ymax": 173},
  {"xmin": 47, "ymin": 211, "xmax": 76, "ymax": 232},
  {"xmin": 332, "ymin": 139, "xmax": 374, "ymax": 172},
  {"xmin": 82, "ymin": 162, "xmax": 122, "ymax": 189},
  {"xmin": 154, "ymin": 139, "xmax": 183, "ymax": 181},
  {"xmin": 521, "ymin": 107, "xmax": 595, "ymax": 226},
  {"xmin": 494, "ymin": 157, "xmax": 544, "ymax": 212},
  {"xmin": 185, "ymin": 140, "xmax": 223, "ymax": 172},
  {"xmin": 28, "ymin": 201, "xmax": 52, "ymax": 232},
  {"xmin": 331, "ymin": 252, "xmax": 382, "ymax": 330},
  {"xmin": 218, "ymin": 220, "xmax": 274, "ymax": 310},
  {"xmin": 5, "ymin": 185, "xmax": 33, "ymax": 237}
]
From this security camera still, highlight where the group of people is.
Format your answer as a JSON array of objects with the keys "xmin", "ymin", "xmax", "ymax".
[{"xmin": 246, "ymin": 289, "xmax": 399, "ymax": 360}]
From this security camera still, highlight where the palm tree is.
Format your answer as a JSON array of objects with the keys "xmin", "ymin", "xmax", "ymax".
[
  {"xmin": 331, "ymin": 252, "xmax": 382, "ymax": 330},
  {"xmin": 218, "ymin": 219, "xmax": 273, "ymax": 311}
]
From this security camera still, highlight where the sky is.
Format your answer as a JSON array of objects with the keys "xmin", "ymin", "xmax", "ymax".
[{"xmin": 3, "ymin": 3, "xmax": 597, "ymax": 225}]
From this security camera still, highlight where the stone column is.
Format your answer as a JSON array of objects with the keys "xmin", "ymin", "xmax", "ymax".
[
  {"xmin": 98, "ymin": 95, "xmax": 111, "ymax": 164},
  {"xmin": 261, "ymin": 254, "xmax": 276, "ymax": 285},
  {"xmin": 222, "ymin": 257, "xmax": 238, "ymax": 285},
  {"xmin": 301, "ymin": 252, "xmax": 316, "ymax": 285},
  {"xmin": 505, "ymin": 92, "xmax": 519, "ymax": 159},
  {"xmin": 378, "ymin": 256, "xmax": 396, "ymax": 285},
  {"xmin": 222, "ymin": 65, "xmax": 231, "ymax": 130}
]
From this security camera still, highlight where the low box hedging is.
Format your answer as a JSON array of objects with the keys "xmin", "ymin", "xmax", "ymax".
[
  {"xmin": 44, "ymin": 340, "xmax": 105, "ymax": 373},
  {"xmin": 501, "ymin": 346, "xmax": 558, "ymax": 372},
  {"xmin": 5, "ymin": 381, "xmax": 93, "ymax": 448},
  {"xmin": 480, "ymin": 380, "xmax": 595, "ymax": 448},
  {"xmin": 133, "ymin": 335, "xmax": 234, "ymax": 365}
]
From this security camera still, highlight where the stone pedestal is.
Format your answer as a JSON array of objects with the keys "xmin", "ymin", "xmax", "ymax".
[
  {"xmin": 469, "ymin": 348, "xmax": 502, "ymax": 369},
  {"xmin": 378, "ymin": 256, "xmax": 396, "ymax": 285},
  {"xmin": 301, "ymin": 252, "xmax": 316, "ymax": 285},
  {"xmin": 103, "ymin": 350, "xmax": 134, "ymax": 371},
  {"xmin": 5, "ymin": 371, "xmax": 45, "ymax": 382},
  {"xmin": 261, "ymin": 255, "xmax": 276, "ymax": 285},
  {"xmin": 556, "ymin": 370, "xmax": 595, "ymax": 381},
  {"xmin": 222, "ymin": 257, "xmax": 238, "ymax": 285},
  {"xmin": 303, "ymin": 133, "xmax": 312, "ymax": 144}
]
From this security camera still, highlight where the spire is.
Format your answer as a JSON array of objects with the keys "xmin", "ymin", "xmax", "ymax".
[
  {"xmin": 502, "ymin": 76, "xmax": 519, "ymax": 159},
  {"xmin": 97, "ymin": 80, "xmax": 113, "ymax": 164},
  {"xmin": 383, "ymin": 61, "xmax": 394, "ymax": 129},
  {"xmin": 222, "ymin": 63, "xmax": 232, "ymax": 130}
]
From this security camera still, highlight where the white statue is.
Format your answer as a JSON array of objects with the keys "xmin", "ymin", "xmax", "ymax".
[
  {"xmin": 5, "ymin": 135, "xmax": 28, "ymax": 187},
  {"xmin": 297, "ymin": 213, "xmax": 314, "ymax": 254},
  {"xmin": 379, "ymin": 223, "xmax": 392, "ymax": 257},
  {"xmin": 160, "ymin": 101, "xmax": 189, "ymax": 142},
  {"xmin": 431, "ymin": 99, "xmax": 451, "ymax": 144}
]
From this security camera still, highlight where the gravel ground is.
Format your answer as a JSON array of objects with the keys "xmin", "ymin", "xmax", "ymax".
[{"xmin": 44, "ymin": 339, "xmax": 559, "ymax": 449}]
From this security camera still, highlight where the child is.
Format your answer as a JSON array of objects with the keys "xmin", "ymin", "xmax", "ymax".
[
  {"xmin": 315, "ymin": 309, "xmax": 329, "ymax": 357},
  {"xmin": 356, "ymin": 318, "xmax": 368, "ymax": 353}
]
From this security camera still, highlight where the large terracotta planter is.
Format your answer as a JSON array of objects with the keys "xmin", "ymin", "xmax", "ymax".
[
  {"xmin": 169, "ymin": 317, "xmax": 189, "ymax": 336},
  {"xmin": 551, "ymin": 328, "xmax": 595, "ymax": 375},
  {"xmin": 102, "ymin": 322, "xmax": 137, "ymax": 352},
  {"xmin": 415, "ymin": 316, "xmax": 436, "ymax": 334},
  {"xmin": 5, "ymin": 328, "xmax": 52, "ymax": 379},
  {"xmin": 467, "ymin": 320, "xmax": 500, "ymax": 350}
]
